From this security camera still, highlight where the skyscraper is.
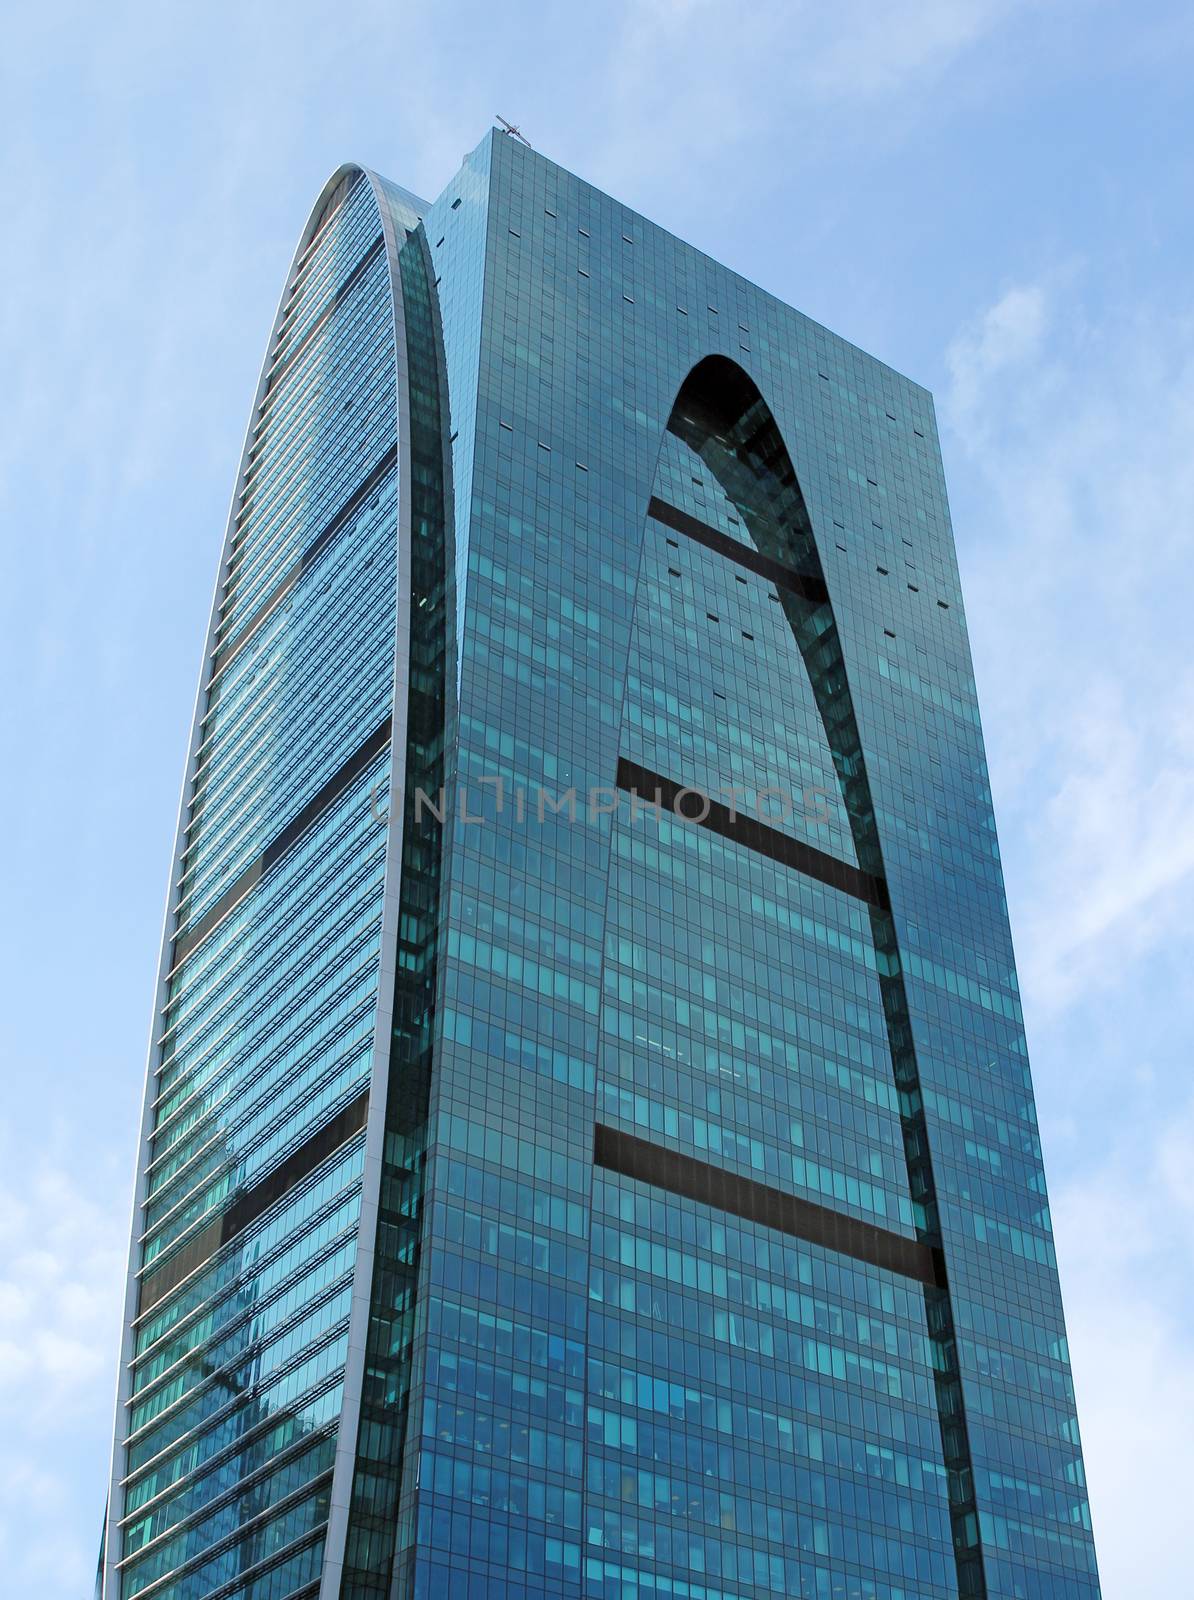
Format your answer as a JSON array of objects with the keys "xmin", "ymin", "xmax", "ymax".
[{"xmin": 101, "ymin": 130, "xmax": 1100, "ymax": 1600}]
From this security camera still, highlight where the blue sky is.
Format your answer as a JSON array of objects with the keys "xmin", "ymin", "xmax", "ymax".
[{"xmin": 2, "ymin": 3, "xmax": 1192, "ymax": 1594}]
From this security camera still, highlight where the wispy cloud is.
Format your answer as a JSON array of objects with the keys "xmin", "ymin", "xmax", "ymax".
[
  {"xmin": 597, "ymin": 0, "xmax": 1029, "ymax": 191},
  {"xmin": 0, "ymin": 1144, "xmax": 126, "ymax": 1593},
  {"xmin": 944, "ymin": 279, "xmax": 1194, "ymax": 1015},
  {"xmin": 1051, "ymin": 1098, "xmax": 1194, "ymax": 1596},
  {"xmin": 945, "ymin": 283, "xmax": 1050, "ymax": 430}
]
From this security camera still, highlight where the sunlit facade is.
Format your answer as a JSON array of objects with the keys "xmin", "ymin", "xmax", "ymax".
[{"xmin": 101, "ymin": 132, "xmax": 1100, "ymax": 1600}]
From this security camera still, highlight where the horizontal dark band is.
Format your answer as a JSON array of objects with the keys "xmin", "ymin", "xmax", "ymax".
[
  {"xmin": 647, "ymin": 496, "xmax": 829, "ymax": 606},
  {"xmin": 172, "ymin": 713, "xmax": 393, "ymax": 968},
  {"xmin": 138, "ymin": 1089, "xmax": 371, "ymax": 1316},
  {"xmin": 213, "ymin": 443, "xmax": 399, "ymax": 680},
  {"xmin": 595, "ymin": 1123, "xmax": 942, "ymax": 1287},
  {"xmin": 616, "ymin": 756, "xmax": 888, "ymax": 909}
]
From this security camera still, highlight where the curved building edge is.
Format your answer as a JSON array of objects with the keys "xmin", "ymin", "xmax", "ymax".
[{"xmin": 99, "ymin": 164, "xmax": 428, "ymax": 1600}]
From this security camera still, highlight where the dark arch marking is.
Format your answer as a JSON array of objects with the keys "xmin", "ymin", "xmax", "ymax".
[{"xmin": 619, "ymin": 353, "xmax": 989, "ymax": 1600}]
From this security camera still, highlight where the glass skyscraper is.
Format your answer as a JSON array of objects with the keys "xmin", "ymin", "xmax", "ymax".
[{"xmin": 100, "ymin": 130, "xmax": 1100, "ymax": 1600}]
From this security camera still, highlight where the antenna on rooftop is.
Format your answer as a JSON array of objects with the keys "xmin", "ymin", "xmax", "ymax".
[{"xmin": 496, "ymin": 115, "xmax": 532, "ymax": 148}]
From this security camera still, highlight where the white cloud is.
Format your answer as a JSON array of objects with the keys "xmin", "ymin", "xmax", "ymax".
[
  {"xmin": 945, "ymin": 283, "xmax": 1049, "ymax": 428},
  {"xmin": 944, "ymin": 280, "xmax": 1194, "ymax": 1016},
  {"xmin": 0, "ymin": 1148, "xmax": 126, "ymax": 1595},
  {"xmin": 595, "ymin": 0, "xmax": 1028, "ymax": 193},
  {"xmin": 1051, "ymin": 1103, "xmax": 1194, "ymax": 1597},
  {"xmin": 799, "ymin": 0, "xmax": 1024, "ymax": 100}
]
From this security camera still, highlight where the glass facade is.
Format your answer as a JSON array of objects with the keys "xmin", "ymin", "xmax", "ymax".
[{"xmin": 103, "ymin": 133, "xmax": 1100, "ymax": 1600}]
